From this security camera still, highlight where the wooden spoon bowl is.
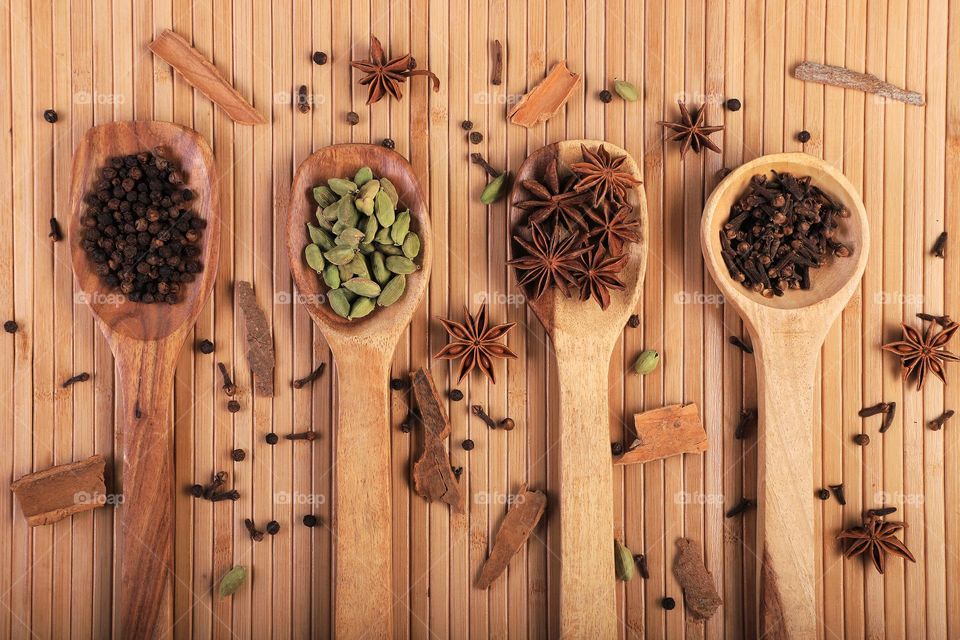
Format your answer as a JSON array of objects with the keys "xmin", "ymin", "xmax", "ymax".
[
  {"xmin": 701, "ymin": 153, "xmax": 869, "ymax": 638},
  {"xmin": 68, "ymin": 121, "xmax": 219, "ymax": 639},
  {"xmin": 286, "ymin": 144, "xmax": 432, "ymax": 639},
  {"xmin": 508, "ymin": 140, "xmax": 647, "ymax": 637}
]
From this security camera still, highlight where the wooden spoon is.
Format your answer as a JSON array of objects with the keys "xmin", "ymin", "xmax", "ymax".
[
  {"xmin": 508, "ymin": 140, "xmax": 647, "ymax": 637},
  {"xmin": 68, "ymin": 121, "xmax": 220, "ymax": 638},
  {"xmin": 286, "ymin": 144, "xmax": 432, "ymax": 639},
  {"xmin": 701, "ymin": 153, "xmax": 869, "ymax": 638}
]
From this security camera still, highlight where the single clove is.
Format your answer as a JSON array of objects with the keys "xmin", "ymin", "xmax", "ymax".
[
  {"xmin": 725, "ymin": 498, "xmax": 755, "ymax": 518},
  {"xmin": 866, "ymin": 506, "xmax": 897, "ymax": 518},
  {"xmin": 917, "ymin": 312, "xmax": 953, "ymax": 328},
  {"xmin": 202, "ymin": 471, "xmax": 228, "ymax": 500},
  {"xmin": 451, "ymin": 465, "xmax": 463, "ymax": 480},
  {"xmin": 292, "ymin": 363, "xmax": 326, "ymax": 389},
  {"xmin": 48, "ymin": 218, "xmax": 63, "ymax": 241},
  {"xmin": 829, "ymin": 483, "xmax": 846, "ymax": 505},
  {"xmin": 244, "ymin": 518, "xmax": 265, "ymax": 541},
  {"xmin": 634, "ymin": 553, "xmax": 650, "ymax": 579},
  {"xmin": 296, "ymin": 85, "xmax": 310, "ymax": 113},
  {"xmin": 285, "ymin": 430, "xmax": 318, "ymax": 441},
  {"xmin": 218, "ymin": 362, "xmax": 237, "ymax": 396},
  {"xmin": 470, "ymin": 152, "xmax": 501, "ymax": 178},
  {"xmin": 210, "ymin": 489, "xmax": 240, "ymax": 502},
  {"xmin": 929, "ymin": 410, "xmax": 955, "ymax": 431},
  {"xmin": 879, "ymin": 401, "xmax": 897, "ymax": 434},
  {"xmin": 728, "ymin": 335, "xmax": 753, "ymax": 354},
  {"xmin": 932, "ymin": 231, "xmax": 947, "ymax": 258},
  {"xmin": 858, "ymin": 402, "xmax": 890, "ymax": 418},
  {"xmin": 734, "ymin": 408, "xmax": 756, "ymax": 439},
  {"xmin": 471, "ymin": 404, "xmax": 497, "ymax": 430},
  {"xmin": 62, "ymin": 372, "xmax": 91, "ymax": 388},
  {"xmin": 491, "ymin": 39, "xmax": 503, "ymax": 85}
]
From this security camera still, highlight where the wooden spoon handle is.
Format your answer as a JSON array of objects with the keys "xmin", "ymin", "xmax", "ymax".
[
  {"xmin": 754, "ymin": 334, "xmax": 819, "ymax": 639},
  {"xmin": 113, "ymin": 336, "xmax": 182, "ymax": 639},
  {"xmin": 554, "ymin": 335, "xmax": 617, "ymax": 638},
  {"xmin": 333, "ymin": 354, "xmax": 394, "ymax": 639}
]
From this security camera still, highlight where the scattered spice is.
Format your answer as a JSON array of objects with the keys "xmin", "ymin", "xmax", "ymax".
[
  {"xmin": 434, "ymin": 304, "xmax": 517, "ymax": 384},
  {"xmin": 296, "ymin": 85, "xmax": 311, "ymax": 113},
  {"xmin": 469, "ymin": 131, "xmax": 483, "ymax": 144},
  {"xmin": 508, "ymin": 61, "xmax": 581, "ymax": 128},
  {"xmin": 599, "ymin": 89, "xmax": 613, "ymax": 103},
  {"xmin": 725, "ymin": 498, "xmax": 755, "ymax": 518},
  {"xmin": 461, "ymin": 120, "xmax": 473, "ymax": 130},
  {"xmin": 471, "ymin": 153, "xmax": 510, "ymax": 204},
  {"xmin": 10, "ymin": 455, "xmax": 107, "ymax": 526},
  {"xmin": 615, "ymin": 404, "xmax": 708, "ymax": 465},
  {"xmin": 631, "ymin": 350, "xmax": 660, "ymax": 375},
  {"xmin": 449, "ymin": 389, "xmax": 464, "ymax": 401},
  {"xmin": 661, "ymin": 597, "xmax": 676, "ymax": 611},
  {"xmin": 189, "ymin": 484, "xmax": 204, "ymax": 498},
  {"xmin": 302, "ymin": 514, "xmax": 319, "ymax": 527},
  {"xmin": 390, "ymin": 377, "xmax": 409, "ymax": 391},
  {"xmin": 265, "ymin": 433, "xmax": 279, "ymax": 445},
  {"xmin": 796, "ymin": 130, "xmax": 811, "ymax": 143},
  {"xmin": 829, "ymin": 483, "xmax": 846, "ymax": 505},
  {"xmin": 244, "ymin": 518, "xmax": 265, "ymax": 542},
  {"xmin": 471, "ymin": 405, "xmax": 497, "ymax": 430},
  {"xmin": 611, "ymin": 441, "xmax": 624, "ymax": 456},
  {"xmin": 451, "ymin": 465, "xmax": 463, "ymax": 480},
  {"xmin": 635, "ymin": 554, "xmax": 650, "ymax": 579},
  {"xmin": 381, "ymin": 138, "xmax": 395, "ymax": 149},
  {"xmin": 866, "ymin": 506, "xmax": 898, "ymax": 518},
  {"xmin": 853, "ymin": 433, "xmax": 870, "ymax": 446},
  {"xmin": 410, "ymin": 367, "xmax": 465, "ymax": 512},
  {"xmin": 498, "ymin": 417, "xmax": 515, "ymax": 431},
  {"xmin": 265, "ymin": 521, "xmax": 280, "ymax": 535},
  {"xmin": 929, "ymin": 410, "xmax": 955, "ymax": 431},
  {"xmin": 627, "ymin": 314, "xmax": 640, "ymax": 328},
  {"xmin": 837, "ymin": 515, "xmax": 916, "ymax": 574},
  {"xmin": 883, "ymin": 322, "xmax": 959, "ymax": 390},
  {"xmin": 614, "ymin": 539, "xmax": 635, "ymax": 581},
  {"xmin": 346, "ymin": 111, "xmax": 360, "ymax": 125},
  {"xmin": 858, "ymin": 402, "xmax": 890, "ymax": 418},
  {"xmin": 816, "ymin": 488, "xmax": 831, "ymax": 500},
  {"xmin": 201, "ymin": 471, "xmax": 228, "ymax": 499},
  {"xmin": 292, "ymin": 363, "xmax": 326, "ymax": 389},
  {"xmin": 62, "ymin": 372, "xmax": 91, "ymax": 388},
  {"xmin": 793, "ymin": 60, "xmax": 924, "ymax": 106},
  {"xmin": 673, "ymin": 538, "xmax": 723, "ymax": 620},
  {"xmin": 43, "ymin": 109, "xmax": 58, "ymax": 123},
  {"xmin": 917, "ymin": 312, "xmax": 953, "ymax": 327},
  {"xmin": 230, "ymin": 448, "xmax": 246, "ymax": 462},
  {"xmin": 236, "ymin": 281, "xmax": 275, "ymax": 396},
  {"xmin": 48, "ymin": 218, "xmax": 63, "ymax": 241},
  {"xmin": 879, "ymin": 402, "xmax": 897, "ymax": 434},
  {"xmin": 285, "ymin": 430, "xmax": 318, "ymax": 441},
  {"xmin": 218, "ymin": 566, "xmax": 248, "ymax": 597},
  {"xmin": 476, "ymin": 486, "xmax": 547, "ymax": 589},
  {"xmin": 932, "ymin": 231, "xmax": 948, "ymax": 258},
  {"xmin": 3, "ymin": 320, "xmax": 17, "ymax": 333},
  {"xmin": 461, "ymin": 439, "xmax": 475, "ymax": 451},
  {"xmin": 350, "ymin": 35, "xmax": 440, "ymax": 104},
  {"xmin": 658, "ymin": 101, "xmax": 724, "ymax": 157},
  {"xmin": 490, "ymin": 40, "xmax": 503, "ymax": 85},
  {"xmin": 312, "ymin": 51, "xmax": 328, "ymax": 65},
  {"xmin": 217, "ymin": 362, "xmax": 237, "ymax": 396},
  {"xmin": 725, "ymin": 98, "xmax": 742, "ymax": 111},
  {"xmin": 210, "ymin": 489, "xmax": 239, "ymax": 502},
  {"xmin": 734, "ymin": 408, "xmax": 756, "ymax": 439},
  {"xmin": 227, "ymin": 400, "xmax": 241, "ymax": 413},
  {"xmin": 197, "ymin": 339, "xmax": 215, "ymax": 354},
  {"xmin": 613, "ymin": 79, "xmax": 639, "ymax": 102},
  {"xmin": 729, "ymin": 336, "xmax": 753, "ymax": 353}
]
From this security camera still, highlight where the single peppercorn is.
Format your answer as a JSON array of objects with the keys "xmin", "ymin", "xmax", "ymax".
[
  {"xmin": 449, "ymin": 389, "xmax": 464, "ymax": 401},
  {"xmin": 231, "ymin": 448, "xmax": 246, "ymax": 462},
  {"xmin": 725, "ymin": 98, "xmax": 742, "ymax": 111},
  {"xmin": 312, "ymin": 51, "xmax": 328, "ymax": 65},
  {"xmin": 816, "ymin": 488, "xmax": 831, "ymax": 500},
  {"xmin": 399, "ymin": 421, "xmax": 412, "ymax": 433},
  {"xmin": 189, "ymin": 484, "xmax": 204, "ymax": 498},
  {"xmin": 346, "ymin": 111, "xmax": 360, "ymax": 125},
  {"xmin": 469, "ymin": 131, "xmax": 483, "ymax": 144},
  {"xmin": 227, "ymin": 400, "xmax": 241, "ymax": 413},
  {"xmin": 797, "ymin": 130, "xmax": 811, "ymax": 143},
  {"xmin": 661, "ymin": 597, "xmax": 676, "ymax": 611},
  {"xmin": 498, "ymin": 417, "xmax": 515, "ymax": 431},
  {"xmin": 611, "ymin": 441, "xmax": 624, "ymax": 456},
  {"xmin": 302, "ymin": 514, "xmax": 319, "ymax": 527},
  {"xmin": 626, "ymin": 314, "xmax": 640, "ymax": 329},
  {"xmin": 854, "ymin": 433, "xmax": 870, "ymax": 446},
  {"xmin": 3, "ymin": 320, "xmax": 17, "ymax": 334},
  {"xmin": 408, "ymin": 57, "xmax": 417, "ymax": 70},
  {"xmin": 390, "ymin": 377, "xmax": 409, "ymax": 391},
  {"xmin": 461, "ymin": 120, "xmax": 474, "ymax": 130},
  {"xmin": 197, "ymin": 339, "xmax": 215, "ymax": 354},
  {"xmin": 43, "ymin": 109, "xmax": 58, "ymax": 123},
  {"xmin": 599, "ymin": 89, "xmax": 613, "ymax": 103},
  {"xmin": 266, "ymin": 520, "xmax": 281, "ymax": 535},
  {"xmin": 265, "ymin": 432, "xmax": 279, "ymax": 445},
  {"xmin": 462, "ymin": 438, "xmax": 475, "ymax": 451},
  {"xmin": 381, "ymin": 138, "xmax": 396, "ymax": 149}
]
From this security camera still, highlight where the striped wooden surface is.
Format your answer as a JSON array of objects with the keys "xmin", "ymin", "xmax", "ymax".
[{"xmin": 0, "ymin": 0, "xmax": 956, "ymax": 638}]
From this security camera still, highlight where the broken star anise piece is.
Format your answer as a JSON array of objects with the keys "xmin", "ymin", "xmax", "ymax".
[
  {"xmin": 433, "ymin": 304, "xmax": 517, "ymax": 384},
  {"xmin": 515, "ymin": 159, "xmax": 591, "ymax": 233},
  {"xmin": 508, "ymin": 223, "xmax": 590, "ymax": 302},
  {"xmin": 586, "ymin": 200, "xmax": 641, "ymax": 255},
  {"xmin": 572, "ymin": 248, "xmax": 628, "ymax": 310},
  {"xmin": 837, "ymin": 515, "xmax": 916, "ymax": 574},
  {"xmin": 658, "ymin": 101, "xmax": 724, "ymax": 158},
  {"xmin": 350, "ymin": 35, "xmax": 440, "ymax": 105},
  {"xmin": 569, "ymin": 144, "xmax": 642, "ymax": 207},
  {"xmin": 882, "ymin": 321, "xmax": 959, "ymax": 390}
]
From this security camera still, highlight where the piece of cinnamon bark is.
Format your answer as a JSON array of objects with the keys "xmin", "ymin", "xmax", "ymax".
[
  {"xmin": 614, "ymin": 403, "xmax": 707, "ymax": 465},
  {"xmin": 235, "ymin": 281, "xmax": 275, "ymax": 396},
  {"xmin": 10, "ymin": 455, "xmax": 108, "ymax": 526},
  {"xmin": 476, "ymin": 486, "xmax": 547, "ymax": 589},
  {"xmin": 508, "ymin": 61, "xmax": 581, "ymax": 128},
  {"xmin": 410, "ymin": 367, "xmax": 464, "ymax": 513},
  {"xmin": 674, "ymin": 537, "xmax": 722, "ymax": 620}
]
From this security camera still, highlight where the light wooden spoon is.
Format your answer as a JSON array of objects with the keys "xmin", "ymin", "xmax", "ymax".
[
  {"xmin": 701, "ymin": 153, "xmax": 869, "ymax": 638},
  {"xmin": 509, "ymin": 140, "xmax": 647, "ymax": 637},
  {"xmin": 286, "ymin": 144, "xmax": 432, "ymax": 639},
  {"xmin": 68, "ymin": 121, "xmax": 220, "ymax": 638}
]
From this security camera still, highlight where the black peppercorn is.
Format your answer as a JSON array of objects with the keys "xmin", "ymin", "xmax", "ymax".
[
  {"xmin": 3, "ymin": 320, "xmax": 17, "ymax": 334},
  {"xmin": 854, "ymin": 433, "xmax": 870, "ymax": 446},
  {"xmin": 381, "ymin": 138, "xmax": 396, "ymax": 149},
  {"xmin": 43, "ymin": 109, "xmax": 58, "ymax": 123},
  {"xmin": 265, "ymin": 432, "xmax": 279, "ymax": 445},
  {"xmin": 816, "ymin": 488, "xmax": 831, "ymax": 500},
  {"xmin": 611, "ymin": 441, "xmax": 624, "ymax": 456},
  {"xmin": 231, "ymin": 448, "xmax": 246, "ymax": 462},
  {"xmin": 626, "ymin": 314, "xmax": 640, "ymax": 329},
  {"xmin": 302, "ymin": 514, "xmax": 319, "ymax": 527},
  {"xmin": 189, "ymin": 484, "xmax": 204, "ymax": 498},
  {"xmin": 266, "ymin": 520, "xmax": 281, "ymax": 535},
  {"xmin": 197, "ymin": 339, "xmax": 215, "ymax": 354},
  {"xmin": 599, "ymin": 89, "xmax": 613, "ymax": 103},
  {"xmin": 227, "ymin": 400, "xmax": 241, "ymax": 413},
  {"xmin": 449, "ymin": 389, "xmax": 464, "ymax": 401},
  {"xmin": 661, "ymin": 597, "xmax": 676, "ymax": 611},
  {"xmin": 469, "ymin": 131, "xmax": 483, "ymax": 144},
  {"xmin": 797, "ymin": 130, "xmax": 811, "ymax": 143},
  {"xmin": 399, "ymin": 421, "xmax": 412, "ymax": 433},
  {"xmin": 346, "ymin": 111, "xmax": 360, "ymax": 125},
  {"xmin": 725, "ymin": 98, "xmax": 742, "ymax": 111},
  {"xmin": 462, "ymin": 439, "xmax": 475, "ymax": 451},
  {"xmin": 390, "ymin": 377, "xmax": 409, "ymax": 391},
  {"xmin": 312, "ymin": 51, "xmax": 328, "ymax": 65},
  {"xmin": 461, "ymin": 120, "xmax": 474, "ymax": 130}
]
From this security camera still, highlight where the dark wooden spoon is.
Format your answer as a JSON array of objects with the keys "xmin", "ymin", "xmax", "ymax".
[{"xmin": 68, "ymin": 121, "xmax": 219, "ymax": 639}]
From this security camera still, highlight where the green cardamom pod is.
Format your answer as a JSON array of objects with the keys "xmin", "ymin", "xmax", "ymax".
[
  {"xmin": 358, "ymin": 242, "xmax": 375, "ymax": 255},
  {"xmin": 348, "ymin": 253, "xmax": 370, "ymax": 279},
  {"xmin": 391, "ymin": 211, "xmax": 411, "ymax": 244},
  {"xmin": 307, "ymin": 223, "xmax": 335, "ymax": 250},
  {"xmin": 358, "ymin": 179, "xmax": 380, "ymax": 200},
  {"xmin": 338, "ymin": 264, "xmax": 353, "ymax": 281},
  {"xmin": 614, "ymin": 79, "xmax": 640, "ymax": 102},
  {"xmin": 324, "ymin": 245, "xmax": 356, "ymax": 266},
  {"xmin": 341, "ymin": 289, "xmax": 357, "ymax": 302},
  {"xmin": 481, "ymin": 172, "xmax": 510, "ymax": 204},
  {"xmin": 355, "ymin": 197, "xmax": 374, "ymax": 216},
  {"xmin": 363, "ymin": 214, "xmax": 379, "ymax": 244},
  {"xmin": 374, "ymin": 226, "xmax": 393, "ymax": 245},
  {"xmin": 348, "ymin": 296, "xmax": 375, "ymax": 320},
  {"xmin": 374, "ymin": 190, "xmax": 395, "ymax": 227},
  {"xmin": 313, "ymin": 185, "xmax": 337, "ymax": 208},
  {"xmin": 304, "ymin": 244, "xmax": 325, "ymax": 273},
  {"xmin": 343, "ymin": 277, "xmax": 382, "ymax": 298},
  {"xmin": 335, "ymin": 227, "xmax": 365, "ymax": 249},
  {"xmin": 377, "ymin": 274, "xmax": 406, "ymax": 307},
  {"xmin": 379, "ymin": 177, "xmax": 399, "ymax": 205},
  {"xmin": 328, "ymin": 288, "xmax": 351, "ymax": 318},
  {"xmin": 402, "ymin": 232, "xmax": 420, "ymax": 259},
  {"xmin": 353, "ymin": 166, "xmax": 374, "ymax": 187},
  {"xmin": 385, "ymin": 255, "xmax": 416, "ymax": 275},
  {"xmin": 631, "ymin": 350, "xmax": 660, "ymax": 375},
  {"xmin": 323, "ymin": 263, "xmax": 340, "ymax": 289},
  {"xmin": 371, "ymin": 251, "xmax": 390, "ymax": 285},
  {"xmin": 314, "ymin": 211, "xmax": 334, "ymax": 231},
  {"xmin": 328, "ymin": 177, "xmax": 357, "ymax": 196},
  {"xmin": 336, "ymin": 196, "xmax": 360, "ymax": 228},
  {"xmin": 614, "ymin": 540, "xmax": 634, "ymax": 581},
  {"xmin": 320, "ymin": 200, "xmax": 340, "ymax": 222},
  {"xmin": 219, "ymin": 566, "xmax": 248, "ymax": 597},
  {"xmin": 377, "ymin": 242, "xmax": 403, "ymax": 256}
]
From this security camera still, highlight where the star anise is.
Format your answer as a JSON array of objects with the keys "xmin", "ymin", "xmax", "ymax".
[
  {"xmin": 658, "ymin": 101, "xmax": 724, "ymax": 158},
  {"xmin": 585, "ymin": 200, "xmax": 641, "ymax": 255},
  {"xmin": 882, "ymin": 321, "xmax": 959, "ymax": 390},
  {"xmin": 572, "ymin": 248, "xmax": 628, "ymax": 310},
  {"xmin": 508, "ymin": 223, "xmax": 589, "ymax": 301},
  {"xmin": 350, "ymin": 35, "xmax": 440, "ymax": 105},
  {"xmin": 837, "ymin": 515, "xmax": 916, "ymax": 574},
  {"xmin": 515, "ymin": 159, "xmax": 591, "ymax": 233},
  {"xmin": 569, "ymin": 144, "xmax": 642, "ymax": 207},
  {"xmin": 433, "ymin": 304, "xmax": 517, "ymax": 384}
]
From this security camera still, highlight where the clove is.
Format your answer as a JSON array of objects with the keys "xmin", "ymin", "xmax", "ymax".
[
  {"xmin": 292, "ymin": 363, "xmax": 326, "ymax": 389},
  {"xmin": 217, "ymin": 362, "xmax": 237, "ymax": 396},
  {"xmin": 932, "ymin": 231, "xmax": 947, "ymax": 258},
  {"xmin": 210, "ymin": 489, "xmax": 240, "ymax": 502},
  {"xmin": 202, "ymin": 471, "xmax": 228, "ymax": 500},
  {"xmin": 734, "ymin": 408, "xmax": 756, "ymax": 439},
  {"xmin": 244, "ymin": 518, "xmax": 265, "ymax": 541},
  {"xmin": 725, "ymin": 498, "xmax": 755, "ymax": 518},
  {"xmin": 866, "ymin": 506, "xmax": 897, "ymax": 518},
  {"xmin": 471, "ymin": 404, "xmax": 497, "ymax": 430},
  {"xmin": 491, "ymin": 39, "xmax": 503, "ymax": 85},
  {"xmin": 728, "ymin": 335, "xmax": 753, "ymax": 354},
  {"xmin": 829, "ymin": 483, "xmax": 846, "ymax": 505},
  {"xmin": 879, "ymin": 401, "xmax": 897, "ymax": 434},
  {"xmin": 285, "ymin": 430, "xmax": 318, "ymax": 441},
  {"xmin": 48, "ymin": 218, "xmax": 63, "ymax": 241},
  {"xmin": 62, "ymin": 372, "xmax": 91, "ymax": 388},
  {"xmin": 470, "ymin": 152, "xmax": 501, "ymax": 178},
  {"xmin": 634, "ymin": 553, "xmax": 650, "ymax": 579},
  {"xmin": 296, "ymin": 85, "xmax": 310, "ymax": 113},
  {"xmin": 858, "ymin": 402, "xmax": 890, "ymax": 418},
  {"xmin": 917, "ymin": 312, "xmax": 953, "ymax": 328},
  {"xmin": 929, "ymin": 410, "xmax": 955, "ymax": 431}
]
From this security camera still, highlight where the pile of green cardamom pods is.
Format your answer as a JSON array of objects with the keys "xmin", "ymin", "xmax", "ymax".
[{"xmin": 304, "ymin": 166, "xmax": 420, "ymax": 320}]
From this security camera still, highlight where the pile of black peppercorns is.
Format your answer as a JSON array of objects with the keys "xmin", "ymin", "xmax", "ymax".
[{"xmin": 79, "ymin": 148, "xmax": 205, "ymax": 304}]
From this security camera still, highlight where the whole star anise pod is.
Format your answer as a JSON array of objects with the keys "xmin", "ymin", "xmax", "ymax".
[
  {"xmin": 569, "ymin": 144, "xmax": 642, "ymax": 207},
  {"xmin": 515, "ymin": 159, "xmax": 591, "ymax": 233},
  {"xmin": 433, "ymin": 304, "xmax": 517, "ymax": 384},
  {"xmin": 508, "ymin": 223, "xmax": 590, "ymax": 301},
  {"xmin": 837, "ymin": 515, "xmax": 916, "ymax": 574},
  {"xmin": 350, "ymin": 35, "xmax": 440, "ymax": 105},
  {"xmin": 572, "ymin": 248, "xmax": 628, "ymax": 310},
  {"xmin": 882, "ymin": 321, "xmax": 959, "ymax": 390},
  {"xmin": 658, "ymin": 101, "xmax": 724, "ymax": 158},
  {"xmin": 586, "ymin": 200, "xmax": 641, "ymax": 255}
]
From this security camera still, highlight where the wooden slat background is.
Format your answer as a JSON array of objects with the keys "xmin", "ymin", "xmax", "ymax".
[{"xmin": 0, "ymin": 0, "xmax": 957, "ymax": 637}]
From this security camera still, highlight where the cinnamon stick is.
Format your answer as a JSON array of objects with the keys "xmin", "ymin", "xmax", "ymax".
[
  {"xmin": 476, "ymin": 487, "xmax": 547, "ymax": 589},
  {"xmin": 235, "ymin": 281, "xmax": 275, "ymax": 396},
  {"xmin": 793, "ymin": 61, "xmax": 924, "ymax": 106},
  {"xmin": 614, "ymin": 404, "xmax": 708, "ymax": 466},
  {"xmin": 10, "ymin": 455, "xmax": 107, "ymax": 526},
  {"xmin": 410, "ymin": 367, "xmax": 465, "ymax": 513},
  {"xmin": 673, "ymin": 538, "xmax": 723, "ymax": 620},
  {"xmin": 508, "ymin": 61, "xmax": 581, "ymax": 128}
]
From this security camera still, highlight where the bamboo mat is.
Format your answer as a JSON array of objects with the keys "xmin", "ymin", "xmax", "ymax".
[{"xmin": 0, "ymin": 0, "xmax": 957, "ymax": 638}]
